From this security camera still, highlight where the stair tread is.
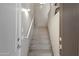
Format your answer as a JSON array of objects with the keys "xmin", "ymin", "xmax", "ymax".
[
  {"xmin": 31, "ymin": 39, "xmax": 50, "ymax": 45},
  {"xmin": 30, "ymin": 44, "xmax": 51, "ymax": 50},
  {"xmin": 29, "ymin": 49, "xmax": 52, "ymax": 56},
  {"xmin": 28, "ymin": 27, "xmax": 52, "ymax": 56}
]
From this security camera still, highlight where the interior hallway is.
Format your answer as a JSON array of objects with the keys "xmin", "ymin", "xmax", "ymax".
[{"xmin": 28, "ymin": 27, "xmax": 53, "ymax": 56}]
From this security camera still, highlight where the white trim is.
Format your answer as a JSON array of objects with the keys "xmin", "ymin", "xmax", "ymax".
[
  {"xmin": 15, "ymin": 3, "xmax": 18, "ymax": 56},
  {"xmin": 19, "ymin": 3, "xmax": 22, "ymax": 56}
]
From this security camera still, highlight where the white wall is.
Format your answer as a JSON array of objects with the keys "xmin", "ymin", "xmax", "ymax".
[
  {"xmin": 21, "ymin": 3, "xmax": 34, "ymax": 35},
  {"xmin": 48, "ymin": 5, "xmax": 60, "ymax": 56},
  {"xmin": 34, "ymin": 3, "xmax": 50, "ymax": 27},
  {"xmin": 21, "ymin": 3, "xmax": 34, "ymax": 56},
  {"xmin": 48, "ymin": 5, "xmax": 57, "ymax": 21}
]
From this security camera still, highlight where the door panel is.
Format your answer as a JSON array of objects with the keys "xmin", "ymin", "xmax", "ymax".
[
  {"xmin": 0, "ymin": 3, "xmax": 17, "ymax": 56},
  {"xmin": 61, "ymin": 4, "xmax": 78, "ymax": 56}
]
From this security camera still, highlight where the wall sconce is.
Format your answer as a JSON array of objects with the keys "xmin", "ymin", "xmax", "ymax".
[{"xmin": 21, "ymin": 8, "xmax": 31, "ymax": 17}]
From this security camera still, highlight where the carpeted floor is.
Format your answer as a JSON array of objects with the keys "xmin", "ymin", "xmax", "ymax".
[{"xmin": 28, "ymin": 27, "xmax": 53, "ymax": 56}]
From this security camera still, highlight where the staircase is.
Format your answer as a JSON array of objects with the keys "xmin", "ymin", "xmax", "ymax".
[{"xmin": 28, "ymin": 27, "xmax": 53, "ymax": 56}]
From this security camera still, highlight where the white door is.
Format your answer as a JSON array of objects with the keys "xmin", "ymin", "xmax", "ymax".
[{"xmin": 0, "ymin": 3, "xmax": 17, "ymax": 56}]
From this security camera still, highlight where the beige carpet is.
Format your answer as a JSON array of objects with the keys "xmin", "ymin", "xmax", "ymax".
[{"xmin": 28, "ymin": 27, "xmax": 53, "ymax": 56}]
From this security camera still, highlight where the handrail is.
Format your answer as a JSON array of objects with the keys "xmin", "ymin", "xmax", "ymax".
[{"xmin": 26, "ymin": 17, "xmax": 34, "ymax": 39}]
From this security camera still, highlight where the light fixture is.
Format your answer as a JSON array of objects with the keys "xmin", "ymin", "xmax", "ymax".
[{"xmin": 21, "ymin": 8, "xmax": 31, "ymax": 17}]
